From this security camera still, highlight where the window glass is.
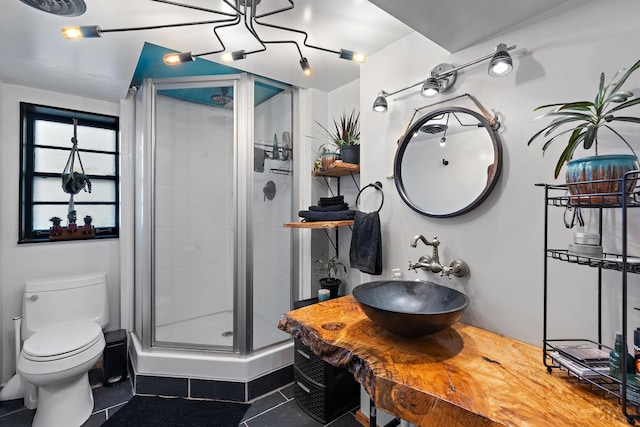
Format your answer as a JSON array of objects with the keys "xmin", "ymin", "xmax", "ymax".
[
  {"xmin": 33, "ymin": 205, "xmax": 116, "ymax": 230},
  {"xmin": 33, "ymin": 177, "xmax": 115, "ymax": 202},
  {"xmin": 20, "ymin": 103, "xmax": 119, "ymax": 242},
  {"xmin": 35, "ymin": 121, "xmax": 116, "ymax": 151}
]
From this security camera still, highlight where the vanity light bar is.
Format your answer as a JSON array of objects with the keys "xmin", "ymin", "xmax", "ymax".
[{"xmin": 373, "ymin": 44, "xmax": 516, "ymax": 112}]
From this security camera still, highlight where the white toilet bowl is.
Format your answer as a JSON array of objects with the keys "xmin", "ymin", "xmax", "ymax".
[{"xmin": 17, "ymin": 321, "xmax": 105, "ymax": 427}]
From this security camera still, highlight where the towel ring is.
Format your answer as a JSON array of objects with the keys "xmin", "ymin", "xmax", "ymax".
[{"xmin": 356, "ymin": 181, "xmax": 384, "ymax": 213}]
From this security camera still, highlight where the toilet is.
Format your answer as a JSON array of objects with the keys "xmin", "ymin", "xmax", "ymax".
[{"xmin": 17, "ymin": 272, "xmax": 109, "ymax": 427}]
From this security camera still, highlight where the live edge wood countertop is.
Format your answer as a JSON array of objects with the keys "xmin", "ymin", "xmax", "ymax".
[{"xmin": 278, "ymin": 295, "xmax": 631, "ymax": 427}]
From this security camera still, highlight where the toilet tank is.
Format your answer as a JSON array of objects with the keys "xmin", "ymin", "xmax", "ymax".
[{"xmin": 21, "ymin": 272, "xmax": 109, "ymax": 340}]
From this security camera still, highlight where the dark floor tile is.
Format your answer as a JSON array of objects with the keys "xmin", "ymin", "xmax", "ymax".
[
  {"xmin": 0, "ymin": 408, "xmax": 34, "ymax": 427},
  {"xmin": 92, "ymin": 378, "xmax": 133, "ymax": 411},
  {"xmin": 325, "ymin": 411, "xmax": 362, "ymax": 427},
  {"xmin": 242, "ymin": 390, "xmax": 287, "ymax": 422},
  {"xmin": 245, "ymin": 400, "xmax": 323, "ymax": 427},
  {"xmin": 82, "ymin": 410, "xmax": 107, "ymax": 427},
  {"xmin": 0, "ymin": 398, "xmax": 26, "ymax": 417},
  {"xmin": 106, "ymin": 401, "xmax": 127, "ymax": 418},
  {"xmin": 280, "ymin": 384, "xmax": 294, "ymax": 400}
]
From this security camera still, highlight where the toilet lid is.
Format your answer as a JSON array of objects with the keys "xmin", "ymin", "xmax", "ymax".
[{"xmin": 22, "ymin": 321, "xmax": 102, "ymax": 362}]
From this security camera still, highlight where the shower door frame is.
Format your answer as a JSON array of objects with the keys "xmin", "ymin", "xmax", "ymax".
[{"xmin": 136, "ymin": 73, "xmax": 297, "ymax": 357}]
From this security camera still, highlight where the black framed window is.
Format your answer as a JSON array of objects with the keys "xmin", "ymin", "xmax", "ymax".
[{"xmin": 19, "ymin": 103, "xmax": 120, "ymax": 242}]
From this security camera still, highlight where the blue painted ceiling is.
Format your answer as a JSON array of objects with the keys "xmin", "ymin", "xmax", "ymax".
[{"xmin": 131, "ymin": 43, "xmax": 286, "ymax": 108}]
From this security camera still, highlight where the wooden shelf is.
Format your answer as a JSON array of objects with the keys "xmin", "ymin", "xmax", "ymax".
[
  {"xmin": 283, "ymin": 220, "xmax": 354, "ymax": 229},
  {"xmin": 313, "ymin": 161, "xmax": 360, "ymax": 177}
]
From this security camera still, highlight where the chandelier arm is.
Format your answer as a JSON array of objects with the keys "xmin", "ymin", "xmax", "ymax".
[
  {"xmin": 150, "ymin": 0, "xmax": 237, "ymax": 17},
  {"xmin": 252, "ymin": 0, "xmax": 294, "ymax": 19},
  {"xmin": 246, "ymin": 7, "xmax": 302, "ymax": 58},
  {"xmin": 193, "ymin": 16, "xmax": 242, "ymax": 58},
  {"xmin": 222, "ymin": 0, "xmax": 243, "ymax": 15},
  {"xmin": 244, "ymin": 10, "xmax": 267, "ymax": 53},
  {"xmin": 252, "ymin": 18, "xmax": 339, "ymax": 56},
  {"xmin": 99, "ymin": 19, "xmax": 237, "ymax": 34}
]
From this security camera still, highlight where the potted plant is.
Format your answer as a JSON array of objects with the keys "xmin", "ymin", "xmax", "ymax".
[
  {"xmin": 82, "ymin": 215, "xmax": 94, "ymax": 234},
  {"xmin": 527, "ymin": 59, "xmax": 640, "ymax": 203},
  {"xmin": 49, "ymin": 216, "xmax": 63, "ymax": 236},
  {"xmin": 315, "ymin": 254, "xmax": 347, "ymax": 298},
  {"xmin": 316, "ymin": 109, "xmax": 360, "ymax": 164},
  {"xmin": 67, "ymin": 209, "xmax": 78, "ymax": 232},
  {"xmin": 62, "ymin": 171, "xmax": 92, "ymax": 195}
]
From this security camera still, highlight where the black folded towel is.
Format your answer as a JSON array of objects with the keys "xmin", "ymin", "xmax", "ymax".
[
  {"xmin": 319, "ymin": 195, "xmax": 344, "ymax": 203},
  {"xmin": 298, "ymin": 210, "xmax": 356, "ymax": 221},
  {"xmin": 309, "ymin": 203, "xmax": 349, "ymax": 212},
  {"xmin": 349, "ymin": 211, "xmax": 382, "ymax": 275},
  {"xmin": 318, "ymin": 195, "xmax": 345, "ymax": 207}
]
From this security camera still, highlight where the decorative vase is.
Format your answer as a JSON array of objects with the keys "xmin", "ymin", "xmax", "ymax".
[
  {"xmin": 340, "ymin": 145, "xmax": 360, "ymax": 165},
  {"xmin": 319, "ymin": 278, "xmax": 341, "ymax": 298},
  {"xmin": 566, "ymin": 154, "xmax": 639, "ymax": 204}
]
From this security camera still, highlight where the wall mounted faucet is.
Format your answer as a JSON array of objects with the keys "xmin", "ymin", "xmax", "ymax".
[{"xmin": 409, "ymin": 234, "xmax": 469, "ymax": 278}]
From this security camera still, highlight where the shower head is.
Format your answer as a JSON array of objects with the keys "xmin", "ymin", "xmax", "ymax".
[
  {"xmin": 419, "ymin": 124, "xmax": 447, "ymax": 134},
  {"xmin": 210, "ymin": 88, "xmax": 234, "ymax": 108}
]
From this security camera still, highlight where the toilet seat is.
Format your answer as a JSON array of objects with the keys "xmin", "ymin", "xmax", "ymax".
[{"xmin": 22, "ymin": 321, "xmax": 102, "ymax": 362}]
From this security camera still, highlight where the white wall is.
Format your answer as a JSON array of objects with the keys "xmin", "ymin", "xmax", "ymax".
[
  {"xmin": 303, "ymin": 81, "xmax": 362, "ymax": 298},
  {"xmin": 359, "ymin": 0, "xmax": 640, "ymax": 349},
  {"xmin": 0, "ymin": 84, "xmax": 122, "ymax": 383}
]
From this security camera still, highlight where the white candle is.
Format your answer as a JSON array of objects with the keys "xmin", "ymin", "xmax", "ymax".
[{"xmin": 318, "ymin": 289, "xmax": 330, "ymax": 301}]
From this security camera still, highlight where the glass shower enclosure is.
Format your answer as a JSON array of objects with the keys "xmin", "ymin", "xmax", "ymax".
[{"xmin": 134, "ymin": 73, "xmax": 295, "ymax": 359}]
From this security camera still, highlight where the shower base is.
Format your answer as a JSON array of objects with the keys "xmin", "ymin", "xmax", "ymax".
[{"xmin": 128, "ymin": 333, "xmax": 294, "ymax": 402}]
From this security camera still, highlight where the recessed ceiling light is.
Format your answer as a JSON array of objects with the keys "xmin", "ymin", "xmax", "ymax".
[{"xmin": 19, "ymin": 0, "xmax": 86, "ymax": 16}]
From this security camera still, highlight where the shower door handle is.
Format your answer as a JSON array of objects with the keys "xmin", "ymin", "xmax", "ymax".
[{"xmin": 24, "ymin": 294, "xmax": 38, "ymax": 301}]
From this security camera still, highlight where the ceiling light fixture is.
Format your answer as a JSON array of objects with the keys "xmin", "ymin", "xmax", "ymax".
[
  {"xmin": 61, "ymin": 0, "xmax": 366, "ymax": 78},
  {"xmin": 373, "ymin": 43, "xmax": 516, "ymax": 112}
]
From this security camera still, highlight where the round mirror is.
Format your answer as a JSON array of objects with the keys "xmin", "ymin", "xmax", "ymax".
[{"xmin": 394, "ymin": 107, "xmax": 502, "ymax": 218}]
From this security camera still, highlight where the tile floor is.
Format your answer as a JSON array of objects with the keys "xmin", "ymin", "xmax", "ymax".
[{"xmin": 0, "ymin": 380, "xmax": 362, "ymax": 427}]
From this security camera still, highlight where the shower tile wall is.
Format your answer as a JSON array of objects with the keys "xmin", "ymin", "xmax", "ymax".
[{"xmin": 154, "ymin": 95, "xmax": 234, "ymax": 345}]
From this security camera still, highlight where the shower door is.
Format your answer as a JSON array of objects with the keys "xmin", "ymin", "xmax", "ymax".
[
  {"xmin": 152, "ymin": 78, "xmax": 238, "ymax": 351},
  {"xmin": 134, "ymin": 74, "xmax": 295, "ymax": 355}
]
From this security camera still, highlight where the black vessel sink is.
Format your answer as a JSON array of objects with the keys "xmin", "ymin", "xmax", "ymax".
[{"xmin": 352, "ymin": 280, "xmax": 469, "ymax": 337}]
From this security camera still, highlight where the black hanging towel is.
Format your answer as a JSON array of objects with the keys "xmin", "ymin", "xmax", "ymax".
[
  {"xmin": 350, "ymin": 182, "xmax": 383, "ymax": 275},
  {"xmin": 61, "ymin": 118, "xmax": 92, "ymax": 214}
]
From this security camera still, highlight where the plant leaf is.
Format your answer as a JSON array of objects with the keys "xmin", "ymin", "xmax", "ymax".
[
  {"xmin": 606, "ymin": 97, "xmax": 640, "ymax": 114},
  {"xmin": 611, "ymin": 58, "xmax": 640, "ymax": 94},
  {"xmin": 582, "ymin": 125, "xmax": 598, "ymax": 150}
]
